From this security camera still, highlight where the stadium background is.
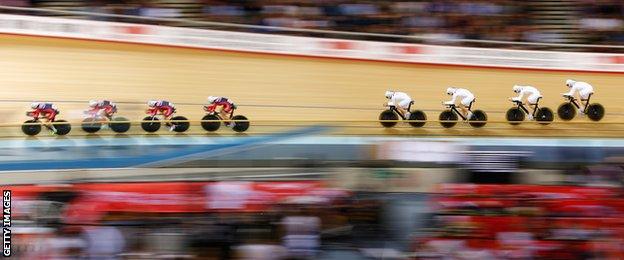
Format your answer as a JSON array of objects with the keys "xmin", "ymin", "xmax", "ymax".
[{"xmin": 2, "ymin": 2, "xmax": 624, "ymax": 258}]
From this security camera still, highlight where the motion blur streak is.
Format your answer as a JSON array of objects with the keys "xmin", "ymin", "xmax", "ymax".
[{"xmin": 2, "ymin": 8, "xmax": 624, "ymax": 259}]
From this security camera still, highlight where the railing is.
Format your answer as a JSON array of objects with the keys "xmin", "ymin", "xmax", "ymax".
[
  {"xmin": 3, "ymin": 118, "xmax": 624, "ymax": 138},
  {"xmin": 1, "ymin": 5, "xmax": 624, "ymax": 52}
]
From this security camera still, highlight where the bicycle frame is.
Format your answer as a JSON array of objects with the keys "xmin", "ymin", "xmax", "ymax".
[
  {"xmin": 388, "ymin": 101, "xmax": 413, "ymax": 120},
  {"xmin": 449, "ymin": 105, "xmax": 467, "ymax": 120},
  {"xmin": 27, "ymin": 111, "xmax": 53, "ymax": 122},
  {"xmin": 514, "ymin": 99, "xmax": 540, "ymax": 117},
  {"xmin": 565, "ymin": 94, "xmax": 591, "ymax": 111},
  {"xmin": 84, "ymin": 109, "xmax": 113, "ymax": 121},
  {"xmin": 446, "ymin": 100, "xmax": 474, "ymax": 121},
  {"xmin": 206, "ymin": 111, "xmax": 223, "ymax": 120},
  {"xmin": 205, "ymin": 106, "xmax": 236, "ymax": 119}
]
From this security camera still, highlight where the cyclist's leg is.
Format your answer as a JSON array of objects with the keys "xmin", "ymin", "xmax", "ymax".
[
  {"xmin": 580, "ymin": 92, "xmax": 592, "ymax": 112},
  {"xmin": 104, "ymin": 106, "xmax": 115, "ymax": 120},
  {"xmin": 221, "ymin": 106, "xmax": 234, "ymax": 126},
  {"xmin": 528, "ymin": 95, "xmax": 541, "ymax": 119},
  {"xmin": 461, "ymin": 97, "xmax": 474, "ymax": 119},
  {"xmin": 398, "ymin": 99, "xmax": 412, "ymax": 118},
  {"xmin": 163, "ymin": 107, "xmax": 174, "ymax": 127},
  {"xmin": 219, "ymin": 106, "xmax": 230, "ymax": 119},
  {"xmin": 43, "ymin": 114, "xmax": 56, "ymax": 132}
]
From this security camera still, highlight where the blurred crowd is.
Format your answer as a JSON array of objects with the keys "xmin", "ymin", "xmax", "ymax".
[
  {"xmin": 414, "ymin": 184, "xmax": 624, "ymax": 259},
  {"xmin": 197, "ymin": 0, "xmax": 530, "ymax": 43},
  {"xmin": 1, "ymin": 0, "xmax": 624, "ymax": 48},
  {"xmin": 5, "ymin": 156, "xmax": 624, "ymax": 259},
  {"xmin": 10, "ymin": 181, "xmax": 390, "ymax": 259},
  {"xmin": 578, "ymin": 0, "xmax": 624, "ymax": 45}
]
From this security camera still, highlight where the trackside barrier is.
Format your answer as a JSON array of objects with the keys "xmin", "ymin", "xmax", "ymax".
[
  {"xmin": 0, "ymin": 12, "xmax": 623, "ymax": 72},
  {"xmin": 12, "ymin": 119, "xmax": 624, "ymax": 126},
  {"xmin": 1, "ymin": 5, "xmax": 624, "ymax": 52}
]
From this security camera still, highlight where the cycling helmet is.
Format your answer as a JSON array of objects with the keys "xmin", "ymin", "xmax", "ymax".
[
  {"xmin": 384, "ymin": 91, "xmax": 394, "ymax": 99},
  {"xmin": 30, "ymin": 102, "xmax": 39, "ymax": 109},
  {"xmin": 147, "ymin": 100, "xmax": 158, "ymax": 107},
  {"xmin": 446, "ymin": 87, "xmax": 457, "ymax": 95},
  {"xmin": 89, "ymin": 100, "xmax": 98, "ymax": 108},
  {"xmin": 566, "ymin": 79, "xmax": 576, "ymax": 88},
  {"xmin": 512, "ymin": 85, "xmax": 522, "ymax": 93},
  {"xmin": 207, "ymin": 96, "xmax": 218, "ymax": 103}
]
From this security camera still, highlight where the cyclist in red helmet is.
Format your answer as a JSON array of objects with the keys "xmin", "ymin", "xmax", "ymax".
[
  {"xmin": 87, "ymin": 100, "xmax": 117, "ymax": 120},
  {"xmin": 28, "ymin": 102, "xmax": 60, "ymax": 133},
  {"xmin": 205, "ymin": 96, "xmax": 236, "ymax": 126},
  {"xmin": 147, "ymin": 100, "xmax": 177, "ymax": 131}
]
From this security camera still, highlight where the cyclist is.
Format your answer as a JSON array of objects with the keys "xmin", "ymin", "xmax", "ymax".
[
  {"xmin": 384, "ymin": 90, "xmax": 413, "ymax": 118},
  {"xmin": 87, "ymin": 100, "xmax": 117, "ymax": 120},
  {"xmin": 444, "ymin": 87, "xmax": 475, "ymax": 120},
  {"xmin": 147, "ymin": 100, "xmax": 177, "ymax": 131},
  {"xmin": 29, "ymin": 102, "xmax": 60, "ymax": 133},
  {"xmin": 205, "ymin": 96, "xmax": 236, "ymax": 126},
  {"xmin": 511, "ymin": 85, "xmax": 542, "ymax": 120},
  {"xmin": 563, "ymin": 79, "xmax": 594, "ymax": 113}
]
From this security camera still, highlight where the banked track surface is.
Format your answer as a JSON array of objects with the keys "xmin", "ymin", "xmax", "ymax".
[{"xmin": 0, "ymin": 34, "xmax": 623, "ymax": 137}]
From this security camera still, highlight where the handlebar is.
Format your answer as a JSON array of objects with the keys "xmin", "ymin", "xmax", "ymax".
[
  {"xmin": 509, "ymin": 98, "xmax": 523, "ymax": 104},
  {"xmin": 563, "ymin": 95, "xmax": 576, "ymax": 101},
  {"xmin": 204, "ymin": 105, "xmax": 215, "ymax": 112},
  {"xmin": 442, "ymin": 102, "xmax": 456, "ymax": 108}
]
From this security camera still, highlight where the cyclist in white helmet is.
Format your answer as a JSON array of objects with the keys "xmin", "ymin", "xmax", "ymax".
[
  {"xmin": 444, "ymin": 87, "xmax": 475, "ymax": 119},
  {"xmin": 511, "ymin": 85, "xmax": 542, "ymax": 120},
  {"xmin": 384, "ymin": 90, "xmax": 413, "ymax": 118},
  {"xmin": 563, "ymin": 79, "xmax": 594, "ymax": 113}
]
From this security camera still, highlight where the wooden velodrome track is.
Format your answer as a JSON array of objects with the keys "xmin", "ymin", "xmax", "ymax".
[{"xmin": 0, "ymin": 34, "xmax": 623, "ymax": 137}]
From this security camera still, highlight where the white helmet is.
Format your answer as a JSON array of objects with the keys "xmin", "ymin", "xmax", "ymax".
[
  {"xmin": 384, "ymin": 91, "xmax": 394, "ymax": 99},
  {"xmin": 89, "ymin": 100, "xmax": 98, "ymax": 107},
  {"xmin": 30, "ymin": 102, "xmax": 39, "ymax": 109},
  {"xmin": 147, "ymin": 100, "xmax": 158, "ymax": 107},
  {"xmin": 207, "ymin": 96, "xmax": 218, "ymax": 103},
  {"xmin": 446, "ymin": 87, "xmax": 457, "ymax": 95},
  {"xmin": 565, "ymin": 79, "xmax": 576, "ymax": 88},
  {"xmin": 512, "ymin": 85, "xmax": 522, "ymax": 93}
]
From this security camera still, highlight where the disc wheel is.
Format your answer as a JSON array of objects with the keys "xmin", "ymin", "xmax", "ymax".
[
  {"xmin": 586, "ymin": 103, "xmax": 605, "ymax": 121},
  {"xmin": 535, "ymin": 107, "xmax": 554, "ymax": 125},
  {"xmin": 506, "ymin": 108, "xmax": 524, "ymax": 125},
  {"xmin": 141, "ymin": 116, "xmax": 161, "ymax": 132},
  {"xmin": 231, "ymin": 115, "xmax": 250, "ymax": 132},
  {"xmin": 379, "ymin": 110, "xmax": 398, "ymax": 128},
  {"xmin": 22, "ymin": 120, "xmax": 41, "ymax": 136},
  {"xmin": 109, "ymin": 117, "xmax": 131, "ymax": 133},
  {"xmin": 171, "ymin": 116, "xmax": 190, "ymax": 132},
  {"xmin": 201, "ymin": 114, "xmax": 221, "ymax": 132},
  {"xmin": 81, "ymin": 118, "xmax": 101, "ymax": 133},
  {"xmin": 557, "ymin": 103, "xmax": 576, "ymax": 121},
  {"xmin": 439, "ymin": 110, "xmax": 458, "ymax": 128},
  {"xmin": 408, "ymin": 110, "xmax": 427, "ymax": 128},
  {"xmin": 54, "ymin": 120, "xmax": 72, "ymax": 135},
  {"xmin": 468, "ymin": 110, "xmax": 487, "ymax": 128}
]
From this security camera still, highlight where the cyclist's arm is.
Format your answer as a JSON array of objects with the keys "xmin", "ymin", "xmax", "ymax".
[
  {"xmin": 564, "ymin": 85, "xmax": 578, "ymax": 96},
  {"xmin": 517, "ymin": 89, "xmax": 527, "ymax": 100},
  {"xmin": 30, "ymin": 110, "xmax": 41, "ymax": 118},
  {"xmin": 449, "ymin": 93, "xmax": 459, "ymax": 104},
  {"xmin": 205, "ymin": 103, "xmax": 218, "ymax": 111},
  {"xmin": 389, "ymin": 96, "xmax": 400, "ymax": 105}
]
